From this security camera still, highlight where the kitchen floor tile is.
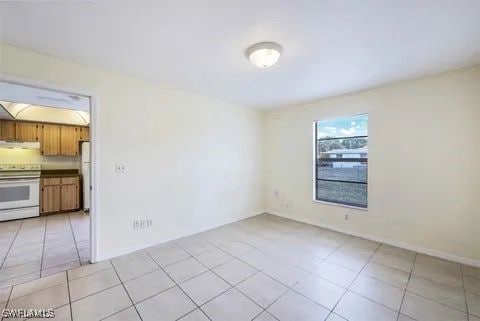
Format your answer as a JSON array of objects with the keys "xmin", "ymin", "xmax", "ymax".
[
  {"xmin": 72, "ymin": 284, "xmax": 131, "ymax": 320},
  {"xmin": 7, "ymin": 283, "xmax": 69, "ymax": 310},
  {"xmin": 10, "ymin": 271, "xmax": 66, "ymax": 300},
  {"xmin": 135, "ymin": 286, "xmax": 196, "ymax": 321},
  {"xmin": 69, "ymin": 267, "xmax": 120, "ymax": 301},
  {"xmin": 164, "ymin": 257, "xmax": 208, "ymax": 283},
  {"xmin": 334, "ymin": 291, "xmax": 398, "ymax": 321},
  {"xmin": 213, "ymin": 258, "xmax": 256, "ymax": 285},
  {"xmin": 407, "ymin": 275, "xmax": 467, "ymax": 311},
  {"xmin": 112, "ymin": 252, "xmax": 158, "ymax": 282},
  {"xmin": 262, "ymin": 261, "xmax": 308, "ymax": 287},
  {"xmin": 124, "ymin": 269, "xmax": 175, "ymax": 303},
  {"xmin": 293, "ymin": 273, "xmax": 345, "ymax": 310},
  {"xmin": 361, "ymin": 262, "xmax": 410, "ymax": 289},
  {"xmin": 401, "ymin": 292, "xmax": 468, "ymax": 321},
  {"xmin": 103, "ymin": 306, "xmax": 141, "ymax": 321},
  {"xmin": 178, "ymin": 308, "xmax": 210, "ymax": 321},
  {"xmin": 350, "ymin": 274, "xmax": 405, "ymax": 311},
  {"xmin": 236, "ymin": 272, "xmax": 288, "ymax": 308},
  {"xmin": 466, "ymin": 292, "xmax": 480, "ymax": 317},
  {"xmin": 267, "ymin": 289, "xmax": 330, "ymax": 321},
  {"xmin": 202, "ymin": 288, "xmax": 262, "ymax": 321},
  {"xmin": 179, "ymin": 271, "xmax": 230, "ymax": 305},
  {"xmin": 194, "ymin": 248, "xmax": 232, "ymax": 269},
  {"xmin": 312, "ymin": 261, "xmax": 358, "ymax": 288}
]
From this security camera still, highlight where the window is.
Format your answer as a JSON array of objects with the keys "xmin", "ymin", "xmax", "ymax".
[{"xmin": 314, "ymin": 114, "xmax": 368, "ymax": 208}]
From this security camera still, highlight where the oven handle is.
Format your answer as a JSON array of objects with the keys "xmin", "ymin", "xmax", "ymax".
[{"xmin": 0, "ymin": 178, "xmax": 40, "ymax": 184}]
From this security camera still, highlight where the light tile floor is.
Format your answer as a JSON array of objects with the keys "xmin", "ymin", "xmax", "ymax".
[
  {"xmin": 0, "ymin": 212, "xmax": 89, "ymax": 289},
  {"xmin": 0, "ymin": 213, "xmax": 478, "ymax": 321}
]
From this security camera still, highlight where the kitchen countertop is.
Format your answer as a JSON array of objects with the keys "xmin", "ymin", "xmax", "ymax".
[{"xmin": 41, "ymin": 169, "xmax": 81, "ymax": 178}]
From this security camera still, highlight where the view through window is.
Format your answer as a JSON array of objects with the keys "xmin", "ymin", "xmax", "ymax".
[{"xmin": 315, "ymin": 114, "xmax": 368, "ymax": 208}]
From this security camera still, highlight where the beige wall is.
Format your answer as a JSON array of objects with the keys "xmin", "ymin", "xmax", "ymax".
[
  {"xmin": 0, "ymin": 148, "xmax": 80, "ymax": 169},
  {"xmin": 265, "ymin": 66, "xmax": 480, "ymax": 264},
  {"xmin": 0, "ymin": 43, "xmax": 265, "ymax": 260}
]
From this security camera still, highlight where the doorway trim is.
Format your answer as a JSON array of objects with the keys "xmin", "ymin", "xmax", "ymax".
[{"xmin": 0, "ymin": 74, "xmax": 100, "ymax": 263}]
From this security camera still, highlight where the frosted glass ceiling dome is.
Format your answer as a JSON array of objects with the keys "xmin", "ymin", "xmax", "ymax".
[{"xmin": 246, "ymin": 42, "xmax": 283, "ymax": 68}]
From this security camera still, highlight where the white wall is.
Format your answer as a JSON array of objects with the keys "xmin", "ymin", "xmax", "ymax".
[
  {"xmin": 0, "ymin": 43, "xmax": 265, "ymax": 260},
  {"xmin": 265, "ymin": 66, "xmax": 480, "ymax": 264}
]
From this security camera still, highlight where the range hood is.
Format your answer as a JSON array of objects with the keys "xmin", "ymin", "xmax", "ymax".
[{"xmin": 0, "ymin": 141, "xmax": 40, "ymax": 149}]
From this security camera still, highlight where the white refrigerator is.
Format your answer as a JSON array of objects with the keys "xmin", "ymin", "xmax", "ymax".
[{"xmin": 81, "ymin": 142, "xmax": 90, "ymax": 211}]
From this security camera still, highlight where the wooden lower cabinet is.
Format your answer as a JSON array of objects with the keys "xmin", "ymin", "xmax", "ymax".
[
  {"xmin": 41, "ymin": 176, "xmax": 80, "ymax": 214},
  {"xmin": 41, "ymin": 185, "xmax": 61, "ymax": 213}
]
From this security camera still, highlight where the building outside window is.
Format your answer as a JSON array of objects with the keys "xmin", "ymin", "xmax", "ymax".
[{"xmin": 314, "ymin": 114, "xmax": 368, "ymax": 208}]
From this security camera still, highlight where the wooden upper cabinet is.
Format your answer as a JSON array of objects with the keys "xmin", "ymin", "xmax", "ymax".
[
  {"xmin": 15, "ymin": 122, "xmax": 39, "ymax": 142},
  {"xmin": 41, "ymin": 124, "xmax": 61, "ymax": 156},
  {"xmin": 0, "ymin": 120, "xmax": 16, "ymax": 141},
  {"xmin": 78, "ymin": 126, "xmax": 90, "ymax": 141},
  {"xmin": 60, "ymin": 126, "xmax": 79, "ymax": 156}
]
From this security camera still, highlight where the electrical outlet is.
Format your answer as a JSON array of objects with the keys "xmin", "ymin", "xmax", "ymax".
[
  {"xmin": 273, "ymin": 189, "xmax": 279, "ymax": 197},
  {"xmin": 133, "ymin": 219, "xmax": 153, "ymax": 230},
  {"xmin": 115, "ymin": 163, "xmax": 126, "ymax": 173},
  {"xmin": 345, "ymin": 214, "xmax": 349, "ymax": 221}
]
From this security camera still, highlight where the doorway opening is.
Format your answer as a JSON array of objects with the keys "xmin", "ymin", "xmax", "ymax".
[{"xmin": 0, "ymin": 79, "xmax": 96, "ymax": 287}]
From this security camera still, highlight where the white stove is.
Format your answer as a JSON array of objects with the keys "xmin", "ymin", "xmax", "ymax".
[{"xmin": 0, "ymin": 164, "xmax": 41, "ymax": 221}]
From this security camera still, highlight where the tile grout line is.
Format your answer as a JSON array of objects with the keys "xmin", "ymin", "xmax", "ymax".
[
  {"xmin": 2, "ymin": 215, "xmax": 475, "ymax": 321},
  {"xmin": 461, "ymin": 264, "xmax": 470, "ymax": 321},
  {"xmin": 66, "ymin": 213, "xmax": 82, "ymax": 267},
  {"xmin": 109, "ymin": 260, "xmax": 144, "ymax": 321},
  {"xmin": 0, "ymin": 220, "xmax": 24, "ymax": 270},
  {"xmin": 0, "ymin": 285, "xmax": 14, "ymax": 321},
  {"xmin": 142, "ymin": 250, "xmax": 214, "ymax": 321},
  {"xmin": 396, "ymin": 252, "xmax": 417, "ymax": 321},
  {"xmin": 324, "ymin": 242, "xmax": 383, "ymax": 321},
  {"xmin": 39, "ymin": 217, "xmax": 48, "ymax": 275},
  {"xmin": 65, "ymin": 270, "xmax": 74, "ymax": 321}
]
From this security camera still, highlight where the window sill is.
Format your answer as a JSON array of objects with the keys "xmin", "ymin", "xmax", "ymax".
[{"xmin": 313, "ymin": 199, "xmax": 368, "ymax": 211}]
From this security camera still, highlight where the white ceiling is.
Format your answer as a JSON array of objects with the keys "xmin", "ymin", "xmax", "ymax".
[{"xmin": 1, "ymin": 0, "xmax": 479, "ymax": 109}]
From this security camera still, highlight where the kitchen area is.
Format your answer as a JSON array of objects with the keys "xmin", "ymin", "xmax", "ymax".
[{"xmin": 0, "ymin": 81, "xmax": 92, "ymax": 288}]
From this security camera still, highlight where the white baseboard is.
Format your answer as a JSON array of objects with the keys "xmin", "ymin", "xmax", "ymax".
[
  {"xmin": 97, "ymin": 211, "xmax": 264, "ymax": 262},
  {"xmin": 266, "ymin": 210, "xmax": 480, "ymax": 268}
]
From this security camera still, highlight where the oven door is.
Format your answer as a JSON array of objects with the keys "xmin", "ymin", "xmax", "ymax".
[{"xmin": 0, "ymin": 178, "xmax": 40, "ymax": 210}]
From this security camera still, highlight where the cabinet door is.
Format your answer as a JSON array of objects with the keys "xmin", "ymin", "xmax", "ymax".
[
  {"xmin": 15, "ymin": 122, "xmax": 39, "ymax": 142},
  {"xmin": 41, "ymin": 124, "xmax": 61, "ymax": 156},
  {"xmin": 78, "ymin": 126, "xmax": 90, "ymax": 141},
  {"xmin": 41, "ymin": 185, "xmax": 61, "ymax": 214},
  {"xmin": 0, "ymin": 120, "xmax": 16, "ymax": 141},
  {"xmin": 60, "ymin": 126, "xmax": 79, "ymax": 156},
  {"xmin": 61, "ymin": 184, "xmax": 79, "ymax": 211}
]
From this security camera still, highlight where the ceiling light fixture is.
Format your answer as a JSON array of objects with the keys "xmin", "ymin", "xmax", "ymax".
[{"xmin": 246, "ymin": 42, "xmax": 283, "ymax": 68}]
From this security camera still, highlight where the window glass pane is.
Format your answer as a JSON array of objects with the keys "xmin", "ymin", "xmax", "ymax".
[
  {"xmin": 315, "ymin": 114, "xmax": 368, "ymax": 208},
  {"xmin": 316, "ymin": 180, "xmax": 367, "ymax": 208},
  {"xmin": 316, "ymin": 114, "xmax": 368, "ymax": 139},
  {"xmin": 317, "ymin": 162, "xmax": 367, "ymax": 183},
  {"xmin": 317, "ymin": 137, "xmax": 368, "ymax": 156}
]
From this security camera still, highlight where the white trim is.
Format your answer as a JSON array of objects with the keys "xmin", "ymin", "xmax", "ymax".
[
  {"xmin": 312, "ymin": 113, "xmax": 370, "ymax": 210},
  {"xmin": 0, "ymin": 74, "xmax": 100, "ymax": 263},
  {"xmin": 313, "ymin": 200, "xmax": 368, "ymax": 211},
  {"xmin": 267, "ymin": 210, "xmax": 480, "ymax": 268}
]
